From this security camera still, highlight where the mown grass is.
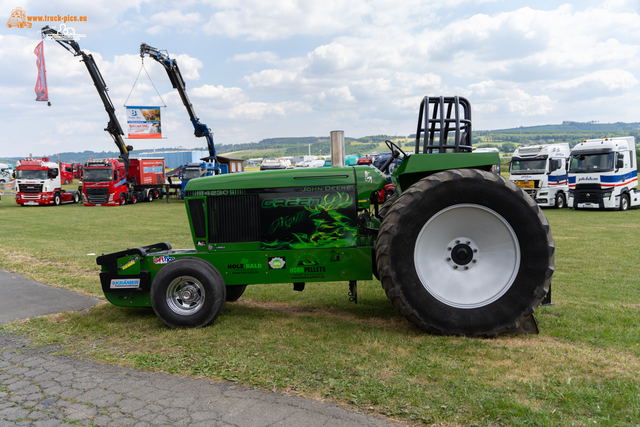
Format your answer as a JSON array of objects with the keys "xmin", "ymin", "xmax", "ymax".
[{"xmin": 0, "ymin": 192, "xmax": 639, "ymax": 426}]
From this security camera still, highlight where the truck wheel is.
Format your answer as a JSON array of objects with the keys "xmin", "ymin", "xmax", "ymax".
[
  {"xmin": 73, "ymin": 192, "xmax": 80, "ymax": 204},
  {"xmin": 555, "ymin": 193, "xmax": 566, "ymax": 209},
  {"xmin": 119, "ymin": 194, "xmax": 126, "ymax": 205},
  {"xmin": 620, "ymin": 193, "xmax": 629, "ymax": 211},
  {"xmin": 225, "ymin": 285, "xmax": 247, "ymax": 302},
  {"xmin": 64, "ymin": 179, "xmax": 70, "ymax": 185},
  {"xmin": 375, "ymin": 169, "xmax": 554, "ymax": 337},
  {"xmin": 131, "ymin": 193, "xmax": 138, "ymax": 204},
  {"xmin": 53, "ymin": 193, "xmax": 61, "ymax": 206},
  {"xmin": 150, "ymin": 257, "xmax": 226, "ymax": 328},
  {"xmin": 147, "ymin": 191, "xmax": 154, "ymax": 202}
]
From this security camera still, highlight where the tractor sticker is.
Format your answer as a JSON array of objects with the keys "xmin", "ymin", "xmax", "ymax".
[
  {"xmin": 118, "ymin": 256, "xmax": 138, "ymax": 271},
  {"xmin": 290, "ymin": 253, "xmax": 326, "ymax": 279},
  {"xmin": 153, "ymin": 256, "xmax": 175, "ymax": 264},
  {"xmin": 268, "ymin": 257, "xmax": 286, "ymax": 270},
  {"xmin": 260, "ymin": 190, "xmax": 357, "ymax": 250},
  {"xmin": 227, "ymin": 258, "xmax": 262, "ymax": 275},
  {"xmin": 120, "ymin": 259, "xmax": 136, "ymax": 270},
  {"xmin": 110, "ymin": 278, "xmax": 140, "ymax": 289}
]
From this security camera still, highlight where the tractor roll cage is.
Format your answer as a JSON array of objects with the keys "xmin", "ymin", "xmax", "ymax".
[{"xmin": 415, "ymin": 96, "xmax": 472, "ymax": 154}]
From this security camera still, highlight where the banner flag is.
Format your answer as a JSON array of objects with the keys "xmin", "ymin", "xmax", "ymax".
[
  {"xmin": 126, "ymin": 106, "xmax": 162, "ymax": 139},
  {"xmin": 34, "ymin": 41, "xmax": 48, "ymax": 102}
]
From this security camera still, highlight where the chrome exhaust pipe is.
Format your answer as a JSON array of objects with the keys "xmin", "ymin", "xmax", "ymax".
[{"xmin": 330, "ymin": 130, "xmax": 345, "ymax": 167}]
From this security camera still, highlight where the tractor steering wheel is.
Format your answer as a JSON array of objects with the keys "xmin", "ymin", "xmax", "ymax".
[{"xmin": 379, "ymin": 140, "xmax": 407, "ymax": 174}]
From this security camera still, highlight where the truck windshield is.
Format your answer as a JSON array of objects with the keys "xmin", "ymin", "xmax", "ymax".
[
  {"xmin": 83, "ymin": 168, "xmax": 113, "ymax": 182},
  {"xmin": 16, "ymin": 170, "xmax": 48, "ymax": 180},
  {"xmin": 510, "ymin": 159, "xmax": 546, "ymax": 174},
  {"xmin": 570, "ymin": 153, "xmax": 614, "ymax": 173},
  {"xmin": 183, "ymin": 169, "xmax": 204, "ymax": 180}
]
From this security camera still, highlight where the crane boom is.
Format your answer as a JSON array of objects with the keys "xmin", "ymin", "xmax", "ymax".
[
  {"xmin": 140, "ymin": 43, "xmax": 218, "ymax": 170},
  {"xmin": 40, "ymin": 26, "xmax": 132, "ymax": 172}
]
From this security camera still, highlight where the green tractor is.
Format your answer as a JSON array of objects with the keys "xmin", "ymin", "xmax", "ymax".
[{"xmin": 97, "ymin": 96, "xmax": 554, "ymax": 337}]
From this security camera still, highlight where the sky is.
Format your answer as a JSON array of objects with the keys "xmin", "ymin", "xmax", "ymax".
[{"xmin": 1, "ymin": 0, "xmax": 640, "ymax": 157}]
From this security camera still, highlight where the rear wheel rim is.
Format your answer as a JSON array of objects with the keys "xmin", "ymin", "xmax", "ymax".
[
  {"xmin": 413, "ymin": 204, "xmax": 521, "ymax": 309},
  {"xmin": 166, "ymin": 276, "xmax": 205, "ymax": 316}
]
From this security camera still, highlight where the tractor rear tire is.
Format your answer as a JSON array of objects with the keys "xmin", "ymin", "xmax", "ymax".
[
  {"xmin": 375, "ymin": 168, "xmax": 554, "ymax": 337},
  {"xmin": 377, "ymin": 194, "xmax": 397, "ymax": 219},
  {"xmin": 150, "ymin": 257, "xmax": 226, "ymax": 328},
  {"xmin": 225, "ymin": 285, "xmax": 247, "ymax": 302}
]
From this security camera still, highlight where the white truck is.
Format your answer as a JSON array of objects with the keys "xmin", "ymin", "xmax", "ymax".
[
  {"xmin": 0, "ymin": 163, "xmax": 12, "ymax": 184},
  {"xmin": 568, "ymin": 136, "xmax": 640, "ymax": 210},
  {"xmin": 14, "ymin": 157, "xmax": 80, "ymax": 206},
  {"xmin": 509, "ymin": 143, "xmax": 571, "ymax": 208}
]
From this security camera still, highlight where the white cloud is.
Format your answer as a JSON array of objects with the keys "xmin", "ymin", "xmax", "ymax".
[
  {"xmin": 226, "ymin": 101, "xmax": 312, "ymax": 121},
  {"xmin": 243, "ymin": 69, "xmax": 299, "ymax": 89},
  {"xmin": 231, "ymin": 51, "xmax": 279, "ymax": 64},
  {"xmin": 190, "ymin": 84, "xmax": 249, "ymax": 106}
]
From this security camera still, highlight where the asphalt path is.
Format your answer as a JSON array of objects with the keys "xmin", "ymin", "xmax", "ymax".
[
  {"xmin": 0, "ymin": 271, "xmax": 402, "ymax": 427},
  {"xmin": 0, "ymin": 270, "xmax": 101, "ymax": 324}
]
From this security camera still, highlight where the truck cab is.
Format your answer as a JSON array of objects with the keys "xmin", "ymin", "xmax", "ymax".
[
  {"xmin": 82, "ymin": 159, "xmax": 128, "ymax": 206},
  {"xmin": 179, "ymin": 162, "xmax": 218, "ymax": 198},
  {"xmin": 0, "ymin": 163, "xmax": 12, "ymax": 184},
  {"xmin": 15, "ymin": 158, "xmax": 79, "ymax": 206},
  {"xmin": 568, "ymin": 136, "xmax": 640, "ymax": 210},
  {"xmin": 509, "ymin": 143, "xmax": 570, "ymax": 208}
]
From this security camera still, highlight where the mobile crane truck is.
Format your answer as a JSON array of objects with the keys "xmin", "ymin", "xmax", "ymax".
[
  {"xmin": 97, "ymin": 96, "xmax": 555, "ymax": 337},
  {"xmin": 139, "ymin": 43, "xmax": 223, "ymax": 198},
  {"xmin": 41, "ymin": 26, "xmax": 163, "ymax": 206}
]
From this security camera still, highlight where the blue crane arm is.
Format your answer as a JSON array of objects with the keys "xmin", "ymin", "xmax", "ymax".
[{"xmin": 140, "ymin": 43, "xmax": 218, "ymax": 169}]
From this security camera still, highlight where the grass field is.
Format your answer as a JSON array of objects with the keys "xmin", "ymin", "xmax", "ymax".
[{"xmin": 0, "ymin": 190, "xmax": 639, "ymax": 426}]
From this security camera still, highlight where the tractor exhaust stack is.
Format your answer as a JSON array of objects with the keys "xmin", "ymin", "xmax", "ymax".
[{"xmin": 330, "ymin": 130, "xmax": 345, "ymax": 167}]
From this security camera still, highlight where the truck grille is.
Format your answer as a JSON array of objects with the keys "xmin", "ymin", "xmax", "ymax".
[
  {"xmin": 19, "ymin": 184, "xmax": 42, "ymax": 193},
  {"xmin": 207, "ymin": 195, "xmax": 260, "ymax": 243},
  {"xmin": 86, "ymin": 188, "xmax": 109, "ymax": 204},
  {"xmin": 574, "ymin": 184, "xmax": 603, "ymax": 204}
]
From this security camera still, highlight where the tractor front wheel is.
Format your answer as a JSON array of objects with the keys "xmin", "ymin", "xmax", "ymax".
[
  {"xmin": 150, "ymin": 257, "xmax": 226, "ymax": 328},
  {"xmin": 375, "ymin": 169, "xmax": 554, "ymax": 337},
  {"xmin": 225, "ymin": 285, "xmax": 247, "ymax": 302}
]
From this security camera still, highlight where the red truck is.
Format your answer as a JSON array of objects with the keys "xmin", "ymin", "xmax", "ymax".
[
  {"xmin": 82, "ymin": 157, "xmax": 165, "ymax": 206},
  {"xmin": 72, "ymin": 163, "xmax": 83, "ymax": 179},
  {"xmin": 60, "ymin": 162, "xmax": 73, "ymax": 184},
  {"xmin": 14, "ymin": 158, "xmax": 80, "ymax": 206}
]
